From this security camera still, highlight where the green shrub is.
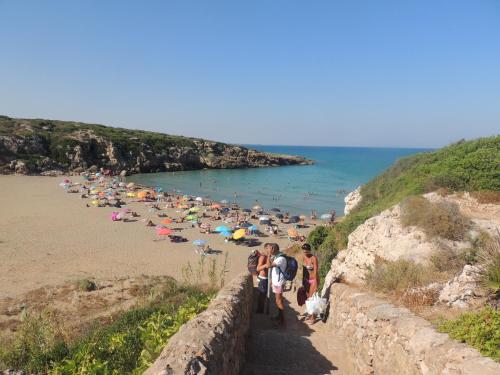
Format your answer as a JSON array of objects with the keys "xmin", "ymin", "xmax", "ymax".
[
  {"xmin": 400, "ymin": 196, "xmax": 471, "ymax": 241},
  {"xmin": 308, "ymin": 226, "xmax": 329, "ymax": 250},
  {"xmin": 438, "ymin": 308, "xmax": 500, "ymax": 361},
  {"xmin": 0, "ymin": 312, "xmax": 68, "ymax": 373},
  {"xmin": 366, "ymin": 258, "xmax": 434, "ymax": 294},
  {"xmin": 0, "ymin": 284, "xmax": 212, "ymax": 374}
]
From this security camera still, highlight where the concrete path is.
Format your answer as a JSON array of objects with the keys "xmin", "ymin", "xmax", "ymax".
[{"xmin": 242, "ymin": 289, "xmax": 351, "ymax": 375}]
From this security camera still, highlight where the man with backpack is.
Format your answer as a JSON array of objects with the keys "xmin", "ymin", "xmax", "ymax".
[{"xmin": 266, "ymin": 243, "xmax": 297, "ymax": 327}]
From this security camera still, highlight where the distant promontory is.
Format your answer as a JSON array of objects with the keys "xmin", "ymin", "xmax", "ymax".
[{"xmin": 0, "ymin": 116, "xmax": 313, "ymax": 175}]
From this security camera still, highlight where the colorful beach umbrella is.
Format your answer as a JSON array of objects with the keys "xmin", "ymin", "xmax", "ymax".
[
  {"xmin": 161, "ymin": 218, "xmax": 173, "ymax": 225},
  {"xmin": 233, "ymin": 229, "xmax": 246, "ymax": 240},
  {"xmin": 214, "ymin": 225, "xmax": 231, "ymax": 233},
  {"xmin": 156, "ymin": 227, "xmax": 173, "ymax": 236},
  {"xmin": 186, "ymin": 215, "xmax": 198, "ymax": 221},
  {"xmin": 189, "ymin": 207, "xmax": 201, "ymax": 213}
]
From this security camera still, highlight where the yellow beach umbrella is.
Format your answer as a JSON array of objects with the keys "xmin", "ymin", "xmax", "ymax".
[
  {"xmin": 126, "ymin": 192, "xmax": 136, "ymax": 198},
  {"xmin": 233, "ymin": 228, "xmax": 246, "ymax": 240},
  {"xmin": 91, "ymin": 200, "xmax": 99, "ymax": 206}
]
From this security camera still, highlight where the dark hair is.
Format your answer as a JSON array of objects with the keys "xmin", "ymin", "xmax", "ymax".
[
  {"xmin": 301, "ymin": 243, "xmax": 312, "ymax": 251},
  {"xmin": 265, "ymin": 242, "xmax": 280, "ymax": 254}
]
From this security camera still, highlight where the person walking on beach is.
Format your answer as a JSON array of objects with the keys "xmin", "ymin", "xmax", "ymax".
[
  {"xmin": 265, "ymin": 243, "xmax": 287, "ymax": 327},
  {"xmin": 302, "ymin": 243, "xmax": 319, "ymax": 324}
]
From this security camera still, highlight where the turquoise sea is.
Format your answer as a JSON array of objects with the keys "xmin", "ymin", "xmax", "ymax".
[{"xmin": 128, "ymin": 146, "xmax": 430, "ymax": 215}]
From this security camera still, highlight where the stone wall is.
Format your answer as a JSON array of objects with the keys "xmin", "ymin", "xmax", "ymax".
[
  {"xmin": 145, "ymin": 273, "xmax": 253, "ymax": 375},
  {"xmin": 328, "ymin": 283, "xmax": 500, "ymax": 375}
]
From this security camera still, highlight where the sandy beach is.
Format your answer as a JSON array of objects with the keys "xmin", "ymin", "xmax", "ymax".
[{"xmin": 0, "ymin": 175, "xmax": 314, "ymax": 300}]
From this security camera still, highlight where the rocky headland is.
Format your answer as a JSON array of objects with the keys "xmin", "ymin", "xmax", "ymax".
[{"xmin": 0, "ymin": 116, "xmax": 313, "ymax": 176}]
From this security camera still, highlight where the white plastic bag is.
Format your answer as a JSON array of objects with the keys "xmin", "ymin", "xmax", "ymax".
[{"xmin": 305, "ymin": 292, "xmax": 328, "ymax": 316}]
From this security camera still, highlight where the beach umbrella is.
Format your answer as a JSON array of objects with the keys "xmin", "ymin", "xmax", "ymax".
[
  {"xmin": 220, "ymin": 199, "xmax": 228, "ymax": 205},
  {"xmin": 290, "ymin": 216, "xmax": 300, "ymax": 223},
  {"xmin": 220, "ymin": 231, "xmax": 232, "ymax": 238},
  {"xmin": 220, "ymin": 207, "xmax": 230, "ymax": 213},
  {"xmin": 242, "ymin": 208, "xmax": 252, "ymax": 213},
  {"xmin": 211, "ymin": 203, "xmax": 222, "ymax": 209},
  {"xmin": 320, "ymin": 213, "xmax": 333, "ymax": 220},
  {"xmin": 195, "ymin": 197, "xmax": 203, "ymax": 202},
  {"xmin": 259, "ymin": 216, "xmax": 270, "ymax": 221},
  {"xmin": 156, "ymin": 227, "xmax": 173, "ymax": 236},
  {"xmin": 186, "ymin": 214, "xmax": 198, "ymax": 221},
  {"xmin": 275, "ymin": 213, "xmax": 284, "ymax": 219},
  {"xmin": 288, "ymin": 228, "xmax": 299, "ymax": 238},
  {"xmin": 193, "ymin": 239, "xmax": 208, "ymax": 246},
  {"xmin": 137, "ymin": 190, "xmax": 150, "ymax": 199},
  {"xmin": 271, "ymin": 208, "xmax": 281, "ymax": 212},
  {"xmin": 248, "ymin": 225, "xmax": 258, "ymax": 232},
  {"xmin": 91, "ymin": 200, "xmax": 99, "ymax": 206},
  {"xmin": 189, "ymin": 207, "xmax": 201, "ymax": 213},
  {"xmin": 253, "ymin": 205, "xmax": 262, "ymax": 211},
  {"xmin": 214, "ymin": 225, "xmax": 231, "ymax": 233},
  {"xmin": 161, "ymin": 218, "xmax": 173, "ymax": 225},
  {"xmin": 126, "ymin": 192, "xmax": 136, "ymax": 198},
  {"xmin": 233, "ymin": 229, "xmax": 246, "ymax": 240}
]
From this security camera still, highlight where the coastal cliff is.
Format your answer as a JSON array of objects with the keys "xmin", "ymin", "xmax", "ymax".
[{"xmin": 0, "ymin": 116, "xmax": 312, "ymax": 175}]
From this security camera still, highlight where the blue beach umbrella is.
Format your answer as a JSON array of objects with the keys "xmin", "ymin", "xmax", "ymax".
[
  {"xmin": 220, "ymin": 231, "xmax": 232, "ymax": 237},
  {"xmin": 248, "ymin": 225, "xmax": 258, "ymax": 232},
  {"xmin": 214, "ymin": 226, "xmax": 231, "ymax": 233}
]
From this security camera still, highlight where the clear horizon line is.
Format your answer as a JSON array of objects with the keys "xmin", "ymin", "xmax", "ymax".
[{"xmin": 242, "ymin": 143, "xmax": 435, "ymax": 150}]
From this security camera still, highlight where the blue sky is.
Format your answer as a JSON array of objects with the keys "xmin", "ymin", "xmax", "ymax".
[{"xmin": 0, "ymin": 1, "xmax": 499, "ymax": 147}]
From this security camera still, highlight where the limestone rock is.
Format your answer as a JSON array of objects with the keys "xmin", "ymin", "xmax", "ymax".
[
  {"xmin": 344, "ymin": 186, "xmax": 362, "ymax": 215},
  {"xmin": 438, "ymin": 265, "xmax": 483, "ymax": 308}
]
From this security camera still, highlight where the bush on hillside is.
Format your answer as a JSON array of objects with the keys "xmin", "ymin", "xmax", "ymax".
[
  {"xmin": 437, "ymin": 308, "xmax": 500, "ymax": 361},
  {"xmin": 400, "ymin": 196, "xmax": 471, "ymax": 241},
  {"xmin": 477, "ymin": 235, "xmax": 500, "ymax": 293},
  {"xmin": 365, "ymin": 258, "xmax": 434, "ymax": 294}
]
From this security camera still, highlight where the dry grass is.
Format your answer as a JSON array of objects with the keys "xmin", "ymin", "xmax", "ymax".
[
  {"xmin": 365, "ymin": 257, "xmax": 435, "ymax": 294},
  {"xmin": 401, "ymin": 196, "xmax": 471, "ymax": 241},
  {"xmin": 470, "ymin": 190, "xmax": 500, "ymax": 204},
  {"xmin": 476, "ymin": 234, "xmax": 500, "ymax": 292}
]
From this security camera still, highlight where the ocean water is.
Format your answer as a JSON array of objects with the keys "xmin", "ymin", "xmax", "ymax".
[{"xmin": 127, "ymin": 146, "xmax": 430, "ymax": 215}]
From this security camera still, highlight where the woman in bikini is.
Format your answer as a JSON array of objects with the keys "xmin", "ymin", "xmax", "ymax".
[{"xmin": 302, "ymin": 243, "xmax": 319, "ymax": 324}]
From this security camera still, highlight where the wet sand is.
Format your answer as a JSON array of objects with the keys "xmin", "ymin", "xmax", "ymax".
[{"xmin": 0, "ymin": 175, "xmax": 313, "ymax": 299}]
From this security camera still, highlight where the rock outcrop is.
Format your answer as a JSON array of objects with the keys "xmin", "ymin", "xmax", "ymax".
[
  {"xmin": 438, "ymin": 265, "xmax": 484, "ymax": 309},
  {"xmin": 344, "ymin": 186, "xmax": 362, "ymax": 215},
  {"xmin": 324, "ymin": 192, "xmax": 500, "ymax": 286},
  {"xmin": 0, "ymin": 116, "xmax": 313, "ymax": 175}
]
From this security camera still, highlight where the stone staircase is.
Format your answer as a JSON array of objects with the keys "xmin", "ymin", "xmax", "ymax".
[{"xmin": 242, "ymin": 293, "xmax": 349, "ymax": 375}]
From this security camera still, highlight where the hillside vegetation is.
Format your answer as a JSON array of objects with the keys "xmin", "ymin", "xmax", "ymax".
[
  {"xmin": 0, "ymin": 116, "xmax": 311, "ymax": 174},
  {"xmin": 309, "ymin": 136, "xmax": 500, "ymax": 280}
]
